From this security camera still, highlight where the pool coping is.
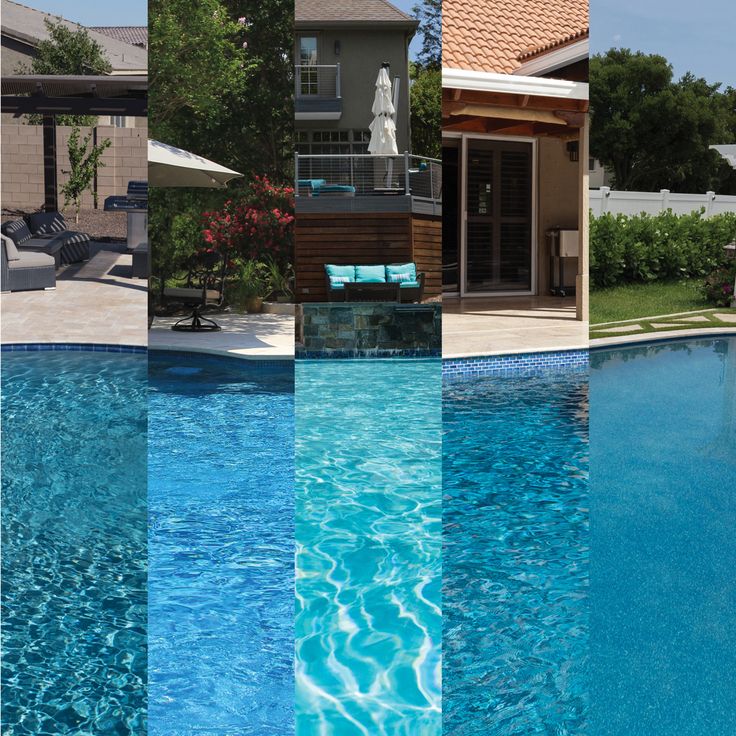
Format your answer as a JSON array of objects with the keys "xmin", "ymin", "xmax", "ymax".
[
  {"xmin": 149, "ymin": 348, "xmax": 293, "ymax": 368},
  {"xmin": 590, "ymin": 327, "xmax": 736, "ymax": 349},
  {"xmin": 150, "ymin": 343, "xmax": 294, "ymax": 362}
]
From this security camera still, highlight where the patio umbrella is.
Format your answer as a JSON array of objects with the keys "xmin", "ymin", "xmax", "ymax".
[
  {"xmin": 368, "ymin": 66, "xmax": 398, "ymax": 156},
  {"xmin": 148, "ymin": 139, "xmax": 243, "ymax": 188}
]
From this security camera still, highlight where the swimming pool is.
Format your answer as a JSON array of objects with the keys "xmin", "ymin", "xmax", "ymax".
[
  {"xmin": 443, "ymin": 366, "xmax": 589, "ymax": 734},
  {"xmin": 590, "ymin": 336, "xmax": 736, "ymax": 735},
  {"xmin": 148, "ymin": 353, "xmax": 294, "ymax": 735},
  {"xmin": 295, "ymin": 359, "xmax": 442, "ymax": 735},
  {"xmin": 1, "ymin": 350, "xmax": 147, "ymax": 734}
]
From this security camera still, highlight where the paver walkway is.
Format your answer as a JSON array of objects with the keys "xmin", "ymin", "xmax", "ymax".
[
  {"xmin": 1, "ymin": 242, "xmax": 147, "ymax": 346},
  {"xmin": 149, "ymin": 313, "xmax": 294, "ymax": 360},
  {"xmin": 442, "ymin": 295, "xmax": 588, "ymax": 357}
]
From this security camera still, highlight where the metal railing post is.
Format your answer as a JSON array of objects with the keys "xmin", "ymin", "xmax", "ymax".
[
  {"xmin": 404, "ymin": 152, "xmax": 410, "ymax": 195},
  {"xmin": 429, "ymin": 161, "xmax": 434, "ymax": 199},
  {"xmin": 294, "ymin": 152, "xmax": 300, "ymax": 197},
  {"xmin": 336, "ymin": 63, "xmax": 341, "ymax": 98}
]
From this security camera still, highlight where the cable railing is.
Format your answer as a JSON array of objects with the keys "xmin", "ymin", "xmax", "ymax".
[
  {"xmin": 294, "ymin": 65, "xmax": 341, "ymax": 99},
  {"xmin": 295, "ymin": 153, "xmax": 441, "ymax": 201}
]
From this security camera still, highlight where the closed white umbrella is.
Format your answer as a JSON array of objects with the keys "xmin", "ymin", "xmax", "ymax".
[
  {"xmin": 368, "ymin": 66, "xmax": 398, "ymax": 156},
  {"xmin": 148, "ymin": 139, "xmax": 243, "ymax": 188}
]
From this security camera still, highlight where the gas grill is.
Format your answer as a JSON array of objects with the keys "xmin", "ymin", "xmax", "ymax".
[{"xmin": 104, "ymin": 180, "xmax": 148, "ymax": 251}]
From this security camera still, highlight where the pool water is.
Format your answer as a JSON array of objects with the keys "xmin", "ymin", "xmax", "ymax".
[
  {"xmin": 590, "ymin": 337, "xmax": 736, "ymax": 735},
  {"xmin": 443, "ymin": 368, "xmax": 589, "ymax": 734},
  {"xmin": 1, "ymin": 351, "xmax": 147, "ymax": 735},
  {"xmin": 148, "ymin": 353, "xmax": 294, "ymax": 735},
  {"xmin": 295, "ymin": 359, "xmax": 442, "ymax": 735}
]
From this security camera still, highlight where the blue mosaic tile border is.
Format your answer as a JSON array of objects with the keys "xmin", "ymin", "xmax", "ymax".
[
  {"xmin": 443, "ymin": 349, "xmax": 589, "ymax": 378},
  {"xmin": 149, "ymin": 349, "xmax": 294, "ymax": 370},
  {"xmin": 297, "ymin": 348, "xmax": 442, "ymax": 360},
  {"xmin": 2, "ymin": 342, "xmax": 146, "ymax": 353}
]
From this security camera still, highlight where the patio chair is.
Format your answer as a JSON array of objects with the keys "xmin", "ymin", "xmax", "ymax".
[
  {"xmin": 162, "ymin": 251, "xmax": 226, "ymax": 332},
  {"xmin": 1, "ymin": 234, "xmax": 56, "ymax": 292},
  {"xmin": 1, "ymin": 214, "xmax": 90, "ymax": 267}
]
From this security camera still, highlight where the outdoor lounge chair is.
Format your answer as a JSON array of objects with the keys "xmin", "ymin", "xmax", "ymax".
[
  {"xmin": 1, "ymin": 214, "xmax": 90, "ymax": 267},
  {"xmin": 325, "ymin": 263, "xmax": 425, "ymax": 303},
  {"xmin": 162, "ymin": 251, "xmax": 226, "ymax": 332},
  {"xmin": 1, "ymin": 234, "xmax": 56, "ymax": 292}
]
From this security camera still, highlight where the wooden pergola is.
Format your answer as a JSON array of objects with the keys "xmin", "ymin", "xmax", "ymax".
[{"xmin": 1, "ymin": 74, "xmax": 148, "ymax": 212}]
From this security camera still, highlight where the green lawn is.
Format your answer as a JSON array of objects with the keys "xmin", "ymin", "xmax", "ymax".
[{"xmin": 590, "ymin": 280, "xmax": 711, "ymax": 324}]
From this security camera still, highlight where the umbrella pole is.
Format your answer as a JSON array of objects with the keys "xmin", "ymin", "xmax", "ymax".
[{"xmin": 386, "ymin": 76, "xmax": 401, "ymax": 188}]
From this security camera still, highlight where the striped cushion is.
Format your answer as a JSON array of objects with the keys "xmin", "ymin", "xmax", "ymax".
[
  {"xmin": 2, "ymin": 220, "xmax": 32, "ymax": 244},
  {"xmin": 387, "ymin": 271, "xmax": 413, "ymax": 283}
]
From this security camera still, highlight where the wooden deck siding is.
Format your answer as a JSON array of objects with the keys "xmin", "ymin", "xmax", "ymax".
[{"xmin": 295, "ymin": 211, "xmax": 442, "ymax": 302}]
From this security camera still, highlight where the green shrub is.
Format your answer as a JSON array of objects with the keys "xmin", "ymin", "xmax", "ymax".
[
  {"xmin": 703, "ymin": 261, "xmax": 736, "ymax": 306},
  {"xmin": 590, "ymin": 209, "xmax": 736, "ymax": 288}
]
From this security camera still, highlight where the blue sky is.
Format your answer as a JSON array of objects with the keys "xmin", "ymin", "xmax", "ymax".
[
  {"xmin": 592, "ymin": 0, "xmax": 736, "ymax": 88},
  {"xmin": 390, "ymin": 0, "xmax": 423, "ymax": 59},
  {"xmin": 22, "ymin": 0, "xmax": 147, "ymax": 26}
]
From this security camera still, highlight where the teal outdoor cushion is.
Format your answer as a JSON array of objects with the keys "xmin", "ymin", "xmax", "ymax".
[
  {"xmin": 355, "ymin": 265, "xmax": 386, "ymax": 283},
  {"xmin": 398, "ymin": 280, "xmax": 420, "ymax": 288},
  {"xmin": 386, "ymin": 263, "xmax": 417, "ymax": 282},
  {"xmin": 325, "ymin": 264, "xmax": 356, "ymax": 288}
]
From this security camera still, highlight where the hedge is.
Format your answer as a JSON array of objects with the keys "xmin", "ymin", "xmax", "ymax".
[{"xmin": 590, "ymin": 210, "xmax": 736, "ymax": 288}]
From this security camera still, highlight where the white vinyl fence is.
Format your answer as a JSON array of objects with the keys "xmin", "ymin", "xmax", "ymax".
[{"xmin": 590, "ymin": 187, "xmax": 736, "ymax": 218}]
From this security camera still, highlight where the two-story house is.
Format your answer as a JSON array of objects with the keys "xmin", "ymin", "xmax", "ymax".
[{"xmin": 294, "ymin": 0, "xmax": 417, "ymax": 159}]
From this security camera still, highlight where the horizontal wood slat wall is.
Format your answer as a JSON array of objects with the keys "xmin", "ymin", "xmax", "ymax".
[{"xmin": 295, "ymin": 212, "xmax": 441, "ymax": 302}]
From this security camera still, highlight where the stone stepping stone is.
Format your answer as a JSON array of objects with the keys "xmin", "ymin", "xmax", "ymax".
[
  {"xmin": 674, "ymin": 315, "xmax": 711, "ymax": 322},
  {"xmin": 653, "ymin": 322, "xmax": 688, "ymax": 329},
  {"xmin": 597, "ymin": 324, "xmax": 645, "ymax": 333},
  {"xmin": 713, "ymin": 313, "xmax": 736, "ymax": 323}
]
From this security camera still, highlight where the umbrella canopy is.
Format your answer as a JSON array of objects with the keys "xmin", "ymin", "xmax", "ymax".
[
  {"xmin": 368, "ymin": 67, "xmax": 398, "ymax": 156},
  {"xmin": 710, "ymin": 144, "xmax": 736, "ymax": 169},
  {"xmin": 148, "ymin": 139, "xmax": 244, "ymax": 188}
]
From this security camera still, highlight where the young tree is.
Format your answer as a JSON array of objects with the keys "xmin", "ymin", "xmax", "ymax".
[
  {"xmin": 17, "ymin": 19, "xmax": 112, "ymax": 126},
  {"xmin": 410, "ymin": 64, "xmax": 441, "ymax": 158},
  {"xmin": 60, "ymin": 128, "xmax": 111, "ymax": 222},
  {"xmin": 412, "ymin": 0, "xmax": 441, "ymax": 69}
]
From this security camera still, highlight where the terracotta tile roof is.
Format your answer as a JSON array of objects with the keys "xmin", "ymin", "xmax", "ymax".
[
  {"xmin": 296, "ymin": 0, "xmax": 417, "ymax": 26},
  {"xmin": 89, "ymin": 27, "xmax": 148, "ymax": 49},
  {"xmin": 443, "ymin": 0, "xmax": 588, "ymax": 73}
]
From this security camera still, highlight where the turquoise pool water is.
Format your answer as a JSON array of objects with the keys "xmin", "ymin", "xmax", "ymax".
[
  {"xmin": 295, "ymin": 359, "xmax": 442, "ymax": 735},
  {"xmin": 591, "ymin": 336, "xmax": 736, "ymax": 734},
  {"xmin": 148, "ymin": 353, "xmax": 294, "ymax": 735},
  {"xmin": 1, "ymin": 351, "xmax": 147, "ymax": 734},
  {"xmin": 443, "ymin": 368, "xmax": 589, "ymax": 734}
]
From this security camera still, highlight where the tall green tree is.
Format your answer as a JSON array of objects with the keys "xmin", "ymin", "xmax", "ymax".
[
  {"xmin": 411, "ymin": 0, "xmax": 441, "ymax": 70},
  {"xmin": 590, "ymin": 49, "xmax": 735, "ymax": 193},
  {"xmin": 16, "ymin": 19, "xmax": 112, "ymax": 125}
]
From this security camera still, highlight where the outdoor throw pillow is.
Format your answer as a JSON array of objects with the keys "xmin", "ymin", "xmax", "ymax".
[
  {"xmin": 329, "ymin": 275, "xmax": 351, "ymax": 287},
  {"xmin": 355, "ymin": 265, "xmax": 386, "ymax": 283},
  {"xmin": 28, "ymin": 212, "xmax": 66, "ymax": 235},
  {"xmin": 1, "ymin": 220, "xmax": 32, "ymax": 245},
  {"xmin": 386, "ymin": 263, "xmax": 417, "ymax": 282}
]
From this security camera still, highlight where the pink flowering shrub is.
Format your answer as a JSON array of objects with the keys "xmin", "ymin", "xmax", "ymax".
[
  {"xmin": 201, "ymin": 176, "xmax": 294, "ymax": 266},
  {"xmin": 703, "ymin": 261, "xmax": 736, "ymax": 307}
]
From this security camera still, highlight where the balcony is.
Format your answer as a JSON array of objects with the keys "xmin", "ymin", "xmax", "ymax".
[
  {"xmin": 294, "ymin": 65, "xmax": 342, "ymax": 120},
  {"xmin": 295, "ymin": 153, "xmax": 442, "ymax": 215}
]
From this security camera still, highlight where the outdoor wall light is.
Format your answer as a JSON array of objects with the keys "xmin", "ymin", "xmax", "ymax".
[
  {"xmin": 334, "ymin": 40, "xmax": 341, "ymax": 56},
  {"xmin": 567, "ymin": 141, "xmax": 579, "ymax": 162}
]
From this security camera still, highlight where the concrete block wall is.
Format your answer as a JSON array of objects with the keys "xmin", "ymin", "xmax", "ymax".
[{"xmin": 1, "ymin": 122, "xmax": 147, "ymax": 211}]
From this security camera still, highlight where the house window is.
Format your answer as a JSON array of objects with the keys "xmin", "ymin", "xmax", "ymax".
[
  {"xmin": 112, "ymin": 115, "xmax": 127, "ymax": 128},
  {"xmin": 589, "ymin": 157, "xmax": 596, "ymax": 172},
  {"xmin": 298, "ymin": 36, "xmax": 318, "ymax": 96},
  {"xmin": 296, "ymin": 130, "xmax": 372, "ymax": 182}
]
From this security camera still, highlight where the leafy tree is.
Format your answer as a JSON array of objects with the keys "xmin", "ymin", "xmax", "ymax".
[
  {"xmin": 60, "ymin": 127, "xmax": 111, "ymax": 222},
  {"xmin": 17, "ymin": 19, "xmax": 112, "ymax": 126},
  {"xmin": 412, "ymin": 0, "xmax": 441, "ymax": 70},
  {"xmin": 590, "ymin": 49, "xmax": 735, "ymax": 193},
  {"xmin": 410, "ymin": 64, "xmax": 440, "ymax": 158}
]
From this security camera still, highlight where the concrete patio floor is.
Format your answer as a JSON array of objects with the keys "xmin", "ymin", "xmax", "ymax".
[
  {"xmin": 1, "ymin": 242, "xmax": 147, "ymax": 346},
  {"xmin": 442, "ymin": 295, "xmax": 588, "ymax": 357},
  {"xmin": 149, "ymin": 312, "xmax": 294, "ymax": 360}
]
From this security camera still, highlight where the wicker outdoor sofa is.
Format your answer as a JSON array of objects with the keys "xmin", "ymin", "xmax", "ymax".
[
  {"xmin": 1, "ymin": 213, "xmax": 90, "ymax": 269},
  {"xmin": 1, "ymin": 234, "xmax": 56, "ymax": 292}
]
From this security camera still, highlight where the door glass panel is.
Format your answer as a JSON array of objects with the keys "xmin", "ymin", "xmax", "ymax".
[
  {"xmin": 465, "ymin": 140, "xmax": 532, "ymax": 293},
  {"xmin": 442, "ymin": 144, "xmax": 459, "ymax": 293}
]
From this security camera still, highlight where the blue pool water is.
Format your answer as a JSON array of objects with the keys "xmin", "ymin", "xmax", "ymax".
[
  {"xmin": 443, "ymin": 368, "xmax": 589, "ymax": 734},
  {"xmin": 590, "ymin": 336, "xmax": 736, "ymax": 735},
  {"xmin": 295, "ymin": 359, "xmax": 442, "ymax": 735},
  {"xmin": 148, "ymin": 353, "xmax": 294, "ymax": 735},
  {"xmin": 1, "ymin": 351, "xmax": 147, "ymax": 735}
]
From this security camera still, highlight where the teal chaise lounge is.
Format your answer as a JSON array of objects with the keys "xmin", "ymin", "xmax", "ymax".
[{"xmin": 325, "ymin": 263, "xmax": 425, "ymax": 303}]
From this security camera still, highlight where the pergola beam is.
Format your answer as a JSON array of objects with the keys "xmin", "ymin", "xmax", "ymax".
[{"xmin": 3, "ymin": 97, "xmax": 147, "ymax": 117}]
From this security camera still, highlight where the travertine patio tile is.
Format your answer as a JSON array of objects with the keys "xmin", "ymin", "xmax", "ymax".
[
  {"xmin": 713, "ymin": 313, "xmax": 736, "ymax": 323},
  {"xmin": 596, "ymin": 324, "xmax": 645, "ymax": 333}
]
